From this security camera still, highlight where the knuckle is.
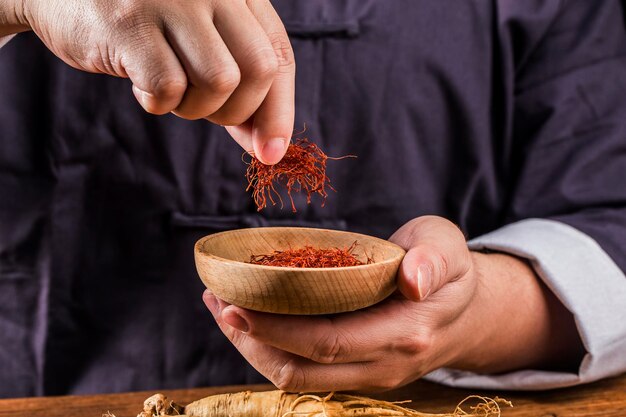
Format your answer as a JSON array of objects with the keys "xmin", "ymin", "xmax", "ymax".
[
  {"xmin": 395, "ymin": 331, "xmax": 433, "ymax": 356},
  {"xmin": 267, "ymin": 31, "xmax": 295, "ymax": 72},
  {"xmin": 272, "ymin": 360, "xmax": 306, "ymax": 392},
  {"xmin": 376, "ymin": 327, "xmax": 433, "ymax": 360},
  {"xmin": 309, "ymin": 330, "xmax": 343, "ymax": 364},
  {"xmin": 357, "ymin": 365, "xmax": 402, "ymax": 392},
  {"xmin": 110, "ymin": 0, "xmax": 155, "ymax": 33},
  {"xmin": 371, "ymin": 375, "xmax": 404, "ymax": 392},
  {"xmin": 244, "ymin": 48, "xmax": 279, "ymax": 83},
  {"xmin": 228, "ymin": 327, "xmax": 246, "ymax": 346},
  {"xmin": 150, "ymin": 73, "xmax": 187, "ymax": 99},
  {"xmin": 200, "ymin": 65, "xmax": 241, "ymax": 95},
  {"xmin": 362, "ymin": 364, "xmax": 408, "ymax": 392},
  {"xmin": 83, "ymin": 43, "xmax": 117, "ymax": 74}
]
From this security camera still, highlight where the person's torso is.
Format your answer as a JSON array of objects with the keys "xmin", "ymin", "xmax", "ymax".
[{"xmin": 0, "ymin": 0, "xmax": 539, "ymax": 396}]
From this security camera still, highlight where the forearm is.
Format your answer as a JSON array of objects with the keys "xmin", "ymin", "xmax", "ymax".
[
  {"xmin": 0, "ymin": 0, "xmax": 29, "ymax": 37},
  {"xmin": 448, "ymin": 252, "xmax": 585, "ymax": 374}
]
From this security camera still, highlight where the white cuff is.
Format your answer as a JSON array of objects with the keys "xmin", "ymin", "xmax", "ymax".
[
  {"xmin": 0, "ymin": 34, "xmax": 15, "ymax": 49},
  {"xmin": 424, "ymin": 218, "xmax": 626, "ymax": 390}
]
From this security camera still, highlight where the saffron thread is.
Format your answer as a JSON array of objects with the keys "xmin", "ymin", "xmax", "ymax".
[
  {"xmin": 245, "ymin": 138, "xmax": 356, "ymax": 212},
  {"xmin": 249, "ymin": 241, "xmax": 372, "ymax": 268}
]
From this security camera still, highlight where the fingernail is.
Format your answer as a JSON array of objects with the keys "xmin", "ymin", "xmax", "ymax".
[
  {"xmin": 223, "ymin": 308, "xmax": 249, "ymax": 333},
  {"xmin": 132, "ymin": 85, "xmax": 154, "ymax": 111},
  {"xmin": 261, "ymin": 137, "xmax": 288, "ymax": 165},
  {"xmin": 417, "ymin": 264, "xmax": 432, "ymax": 300},
  {"xmin": 203, "ymin": 290, "xmax": 220, "ymax": 314}
]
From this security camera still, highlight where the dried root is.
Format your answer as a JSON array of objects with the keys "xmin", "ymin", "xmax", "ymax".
[
  {"xmin": 136, "ymin": 393, "xmax": 185, "ymax": 417},
  {"xmin": 277, "ymin": 392, "xmax": 511, "ymax": 417},
  {"xmin": 116, "ymin": 390, "xmax": 511, "ymax": 417}
]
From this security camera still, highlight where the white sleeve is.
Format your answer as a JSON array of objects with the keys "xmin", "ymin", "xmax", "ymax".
[
  {"xmin": 424, "ymin": 218, "xmax": 626, "ymax": 390},
  {"xmin": 0, "ymin": 34, "xmax": 15, "ymax": 49}
]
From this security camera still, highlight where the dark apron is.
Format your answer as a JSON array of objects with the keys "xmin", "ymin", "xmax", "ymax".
[{"xmin": 0, "ymin": 0, "xmax": 563, "ymax": 396}]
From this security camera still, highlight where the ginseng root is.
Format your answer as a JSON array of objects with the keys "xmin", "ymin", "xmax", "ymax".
[{"xmin": 132, "ymin": 390, "xmax": 512, "ymax": 417}]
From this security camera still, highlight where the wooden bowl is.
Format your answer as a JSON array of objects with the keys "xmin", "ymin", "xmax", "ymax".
[{"xmin": 194, "ymin": 227, "xmax": 406, "ymax": 315}]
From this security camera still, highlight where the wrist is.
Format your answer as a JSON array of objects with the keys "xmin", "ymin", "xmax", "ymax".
[
  {"xmin": 445, "ymin": 251, "xmax": 584, "ymax": 373},
  {"xmin": 0, "ymin": 0, "xmax": 30, "ymax": 37}
]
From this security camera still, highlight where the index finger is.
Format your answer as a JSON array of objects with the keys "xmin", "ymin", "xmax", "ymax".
[
  {"xmin": 228, "ymin": 0, "xmax": 295, "ymax": 165},
  {"xmin": 203, "ymin": 291, "xmax": 391, "ymax": 392},
  {"xmin": 218, "ymin": 298, "xmax": 419, "ymax": 364}
]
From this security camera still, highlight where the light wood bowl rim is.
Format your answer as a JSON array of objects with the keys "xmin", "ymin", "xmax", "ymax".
[{"xmin": 194, "ymin": 227, "xmax": 406, "ymax": 271}]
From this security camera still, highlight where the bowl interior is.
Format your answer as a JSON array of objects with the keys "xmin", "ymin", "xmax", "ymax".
[
  {"xmin": 197, "ymin": 227, "xmax": 403, "ymax": 267},
  {"xmin": 195, "ymin": 227, "xmax": 406, "ymax": 314}
]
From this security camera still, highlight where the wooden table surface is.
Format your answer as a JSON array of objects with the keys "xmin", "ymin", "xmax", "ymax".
[{"xmin": 1, "ymin": 374, "xmax": 625, "ymax": 417}]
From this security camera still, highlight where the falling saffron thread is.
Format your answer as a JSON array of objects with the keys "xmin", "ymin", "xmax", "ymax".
[{"xmin": 244, "ymin": 138, "xmax": 356, "ymax": 212}]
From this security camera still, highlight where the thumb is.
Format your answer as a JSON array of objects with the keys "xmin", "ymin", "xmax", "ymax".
[
  {"xmin": 396, "ymin": 245, "xmax": 448, "ymax": 301},
  {"xmin": 389, "ymin": 216, "xmax": 471, "ymax": 302}
]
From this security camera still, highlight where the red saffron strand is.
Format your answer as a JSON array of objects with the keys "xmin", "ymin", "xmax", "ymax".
[
  {"xmin": 244, "ymin": 138, "xmax": 355, "ymax": 212},
  {"xmin": 249, "ymin": 241, "xmax": 370, "ymax": 268}
]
